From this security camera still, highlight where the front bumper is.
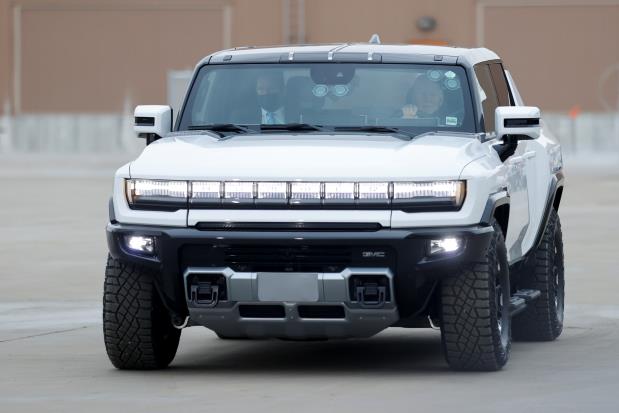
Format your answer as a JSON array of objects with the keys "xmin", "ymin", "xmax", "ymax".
[{"xmin": 106, "ymin": 223, "xmax": 493, "ymax": 338}]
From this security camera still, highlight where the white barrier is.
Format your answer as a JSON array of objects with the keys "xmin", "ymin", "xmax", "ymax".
[
  {"xmin": 544, "ymin": 113, "xmax": 619, "ymax": 155},
  {"xmin": 1, "ymin": 113, "xmax": 143, "ymax": 155},
  {"xmin": 0, "ymin": 112, "xmax": 617, "ymax": 155}
]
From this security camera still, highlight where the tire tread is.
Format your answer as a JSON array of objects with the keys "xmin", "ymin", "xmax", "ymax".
[
  {"xmin": 440, "ymin": 222, "xmax": 510, "ymax": 371},
  {"xmin": 103, "ymin": 255, "xmax": 180, "ymax": 369}
]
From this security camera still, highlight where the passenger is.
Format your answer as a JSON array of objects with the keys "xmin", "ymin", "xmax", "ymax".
[
  {"xmin": 401, "ymin": 76, "xmax": 445, "ymax": 119},
  {"xmin": 256, "ymin": 72, "xmax": 286, "ymax": 124}
]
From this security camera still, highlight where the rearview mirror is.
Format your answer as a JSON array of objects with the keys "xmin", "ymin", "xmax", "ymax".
[
  {"xmin": 134, "ymin": 105, "xmax": 173, "ymax": 144},
  {"xmin": 495, "ymin": 106, "xmax": 540, "ymax": 140}
]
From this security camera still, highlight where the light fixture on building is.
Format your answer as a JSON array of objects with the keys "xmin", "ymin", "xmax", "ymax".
[{"xmin": 416, "ymin": 16, "xmax": 437, "ymax": 32}]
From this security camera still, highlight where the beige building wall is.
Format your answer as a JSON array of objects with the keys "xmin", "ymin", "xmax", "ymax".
[
  {"xmin": 0, "ymin": 0, "xmax": 13, "ymax": 110},
  {"xmin": 482, "ymin": 2, "xmax": 619, "ymax": 111},
  {"xmin": 4, "ymin": 0, "xmax": 284, "ymax": 114},
  {"xmin": 1, "ymin": 0, "xmax": 618, "ymax": 114},
  {"xmin": 305, "ymin": 0, "xmax": 476, "ymax": 46}
]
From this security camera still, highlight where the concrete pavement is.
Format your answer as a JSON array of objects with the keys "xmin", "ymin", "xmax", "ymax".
[{"xmin": 1, "ymin": 155, "xmax": 618, "ymax": 412}]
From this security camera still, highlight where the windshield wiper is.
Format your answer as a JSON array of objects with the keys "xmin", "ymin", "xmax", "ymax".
[
  {"xmin": 333, "ymin": 126, "xmax": 413, "ymax": 140},
  {"xmin": 260, "ymin": 123, "xmax": 323, "ymax": 132},
  {"xmin": 187, "ymin": 123, "xmax": 252, "ymax": 136}
]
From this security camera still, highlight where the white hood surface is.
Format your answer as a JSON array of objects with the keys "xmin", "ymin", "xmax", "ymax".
[{"xmin": 129, "ymin": 133, "xmax": 486, "ymax": 181}]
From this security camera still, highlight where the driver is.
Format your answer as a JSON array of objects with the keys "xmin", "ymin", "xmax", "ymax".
[
  {"xmin": 256, "ymin": 72, "xmax": 286, "ymax": 124},
  {"xmin": 401, "ymin": 76, "xmax": 445, "ymax": 119}
]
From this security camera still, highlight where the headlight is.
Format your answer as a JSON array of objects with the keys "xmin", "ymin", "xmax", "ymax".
[
  {"xmin": 392, "ymin": 180, "xmax": 466, "ymax": 210},
  {"xmin": 256, "ymin": 182, "xmax": 287, "ymax": 206},
  {"xmin": 223, "ymin": 181, "xmax": 254, "ymax": 205},
  {"xmin": 190, "ymin": 181, "xmax": 222, "ymax": 207},
  {"xmin": 125, "ymin": 179, "xmax": 188, "ymax": 209},
  {"xmin": 323, "ymin": 182, "xmax": 355, "ymax": 206},
  {"xmin": 358, "ymin": 182, "xmax": 390, "ymax": 202},
  {"xmin": 124, "ymin": 179, "xmax": 466, "ymax": 211},
  {"xmin": 290, "ymin": 182, "xmax": 321, "ymax": 205},
  {"xmin": 257, "ymin": 182, "xmax": 287, "ymax": 199}
]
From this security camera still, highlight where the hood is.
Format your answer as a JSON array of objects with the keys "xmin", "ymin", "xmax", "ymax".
[{"xmin": 129, "ymin": 133, "xmax": 486, "ymax": 181}]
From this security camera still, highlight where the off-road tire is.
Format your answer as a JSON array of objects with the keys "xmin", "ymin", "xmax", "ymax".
[
  {"xmin": 440, "ymin": 221, "xmax": 511, "ymax": 371},
  {"xmin": 513, "ymin": 209, "xmax": 564, "ymax": 341},
  {"xmin": 103, "ymin": 255, "xmax": 181, "ymax": 369}
]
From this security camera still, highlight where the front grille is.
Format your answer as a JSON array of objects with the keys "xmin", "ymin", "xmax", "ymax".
[{"xmin": 223, "ymin": 244, "xmax": 352, "ymax": 272}]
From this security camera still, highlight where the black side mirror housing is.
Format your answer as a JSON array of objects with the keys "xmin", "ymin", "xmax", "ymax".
[{"xmin": 493, "ymin": 135, "xmax": 531, "ymax": 162}]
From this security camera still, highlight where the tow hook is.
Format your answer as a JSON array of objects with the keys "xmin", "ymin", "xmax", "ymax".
[
  {"xmin": 172, "ymin": 315, "xmax": 189, "ymax": 330},
  {"xmin": 355, "ymin": 283, "xmax": 387, "ymax": 308},
  {"xmin": 190, "ymin": 282, "xmax": 220, "ymax": 308}
]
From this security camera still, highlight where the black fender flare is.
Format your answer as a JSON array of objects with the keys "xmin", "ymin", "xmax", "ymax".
[
  {"xmin": 480, "ymin": 190, "xmax": 510, "ymax": 233},
  {"xmin": 532, "ymin": 171, "xmax": 565, "ymax": 250},
  {"xmin": 109, "ymin": 197, "xmax": 117, "ymax": 223}
]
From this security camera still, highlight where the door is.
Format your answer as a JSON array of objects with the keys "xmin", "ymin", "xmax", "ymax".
[
  {"xmin": 475, "ymin": 63, "xmax": 530, "ymax": 262},
  {"xmin": 505, "ymin": 69, "xmax": 545, "ymax": 257}
]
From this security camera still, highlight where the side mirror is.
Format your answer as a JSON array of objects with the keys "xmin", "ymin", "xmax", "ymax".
[
  {"xmin": 495, "ymin": 106, "xmax": 540, "ymax": 140},
  {"xmin": 134, "ymin": 105, "xmax": 173, "ymax": 144}
]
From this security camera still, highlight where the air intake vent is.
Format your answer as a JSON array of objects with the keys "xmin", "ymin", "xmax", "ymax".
[
  {"xmin": 239, "ymin": 305, "xmax": 285, "ymax": 318},
  {"xmin": 224, "ymin": 244, "xmax": 352, "ymax": 272},
  {"xmin": 298, "ymin": 305, "xmax": 345, "ymax": 319}
]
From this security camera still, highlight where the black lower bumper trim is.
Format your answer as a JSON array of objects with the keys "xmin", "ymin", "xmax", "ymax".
[{"xmin": 106, "ymin": 223, "xmax": 494, "ymax": 319}]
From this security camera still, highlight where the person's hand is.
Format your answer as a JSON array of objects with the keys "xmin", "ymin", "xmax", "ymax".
[{"xmin": 401, "ymin": 104, "xmax": 418, "ymax": 119}]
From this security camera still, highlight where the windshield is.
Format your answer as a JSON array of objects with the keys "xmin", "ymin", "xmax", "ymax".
[{"xmin": 177, "ymin": 63, "xmax": 476, "ymax": 136}]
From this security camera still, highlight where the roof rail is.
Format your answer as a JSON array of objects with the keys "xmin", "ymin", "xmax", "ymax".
[{"xmin": 369, "ymin": 34, "xmax": 381, "ymax": 44}]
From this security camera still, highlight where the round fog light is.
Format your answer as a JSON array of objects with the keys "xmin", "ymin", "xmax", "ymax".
[{"xmin": 125, "ymin": 235, "xmax": 155, "ymax": 255}]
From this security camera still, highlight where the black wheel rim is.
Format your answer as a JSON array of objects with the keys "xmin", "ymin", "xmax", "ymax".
[{"xmin": 495, "ymin": 259, "xmax": 510, "ymax": 348}]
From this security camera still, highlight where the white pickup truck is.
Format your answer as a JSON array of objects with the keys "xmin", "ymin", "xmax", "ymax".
[{"xmin": 104, "ymin": 41, "xmax": 565, "ymax": 371}]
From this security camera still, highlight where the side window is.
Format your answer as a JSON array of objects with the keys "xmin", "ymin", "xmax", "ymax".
[
  {"xmin": 474, "ymin": 64, "xmax": 499, "ymax": 132},
  {"xmin": 489, "ymin": 63, "xmax": 512, "ymax": 106}
]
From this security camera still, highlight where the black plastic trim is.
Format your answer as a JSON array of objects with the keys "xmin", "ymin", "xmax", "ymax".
[
  {"xmin": 106, "ymin": 223, "xmax": 494, "ymax": 318},
  {"xmin": 532, "ymin": 171, "xmax": 565, "ymax": 250},
  {"xmin": 129, "ymin": 198, "xmax": 186, "ymax": 212},
  {"xmin": 195, "ymin": 222, "xmax": 383, "ymax": 231},
  {"xmin": 108, "ymin": 197, "xmax": 117, "ymax": 223},
  {"xmin": 134, "ymin": 116, "xmax": 154, "ymax": 126},
  {"xmin": 480, "ymin": 191, "xmax": 510, "ymax": 225},
  {"xmin": 504, "ymin": 118, "xmax": 540, "ymax": 127}
]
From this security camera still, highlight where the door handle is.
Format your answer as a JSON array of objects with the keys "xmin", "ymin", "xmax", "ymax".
[
  {"xmin": 508, "ymin": 156, "xmax": 524, "ymax": 165},
  {"xmin": 523, "ymin": 151, "xmax": 536, "ymax": 160}
]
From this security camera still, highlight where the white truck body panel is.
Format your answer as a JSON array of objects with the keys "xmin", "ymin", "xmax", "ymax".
[
  {"xmin": 127, "ymin": 133, "xmax": 485, "ymax": 182},
  {"xmin": 111, "ymin": 46, "xmax": 563, "ymax": 265}
]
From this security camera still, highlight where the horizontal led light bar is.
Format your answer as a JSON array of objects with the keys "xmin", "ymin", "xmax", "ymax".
[
  {"xmin": 257, "ymin": 182, "xmax": 287, "ymax": 199},
  {"xmin": 324, "ymin": 182, "xmax": 355, "ymax": 200},
  {"xmin": 125, "ymin": 179, "xmax": 188, "ymax": 208},
  {"xmin": 191, "ymin": 181, "xmax": 221, "ymax": 199},
  {"xmin": 224, "ymin": 182, "xmax": 254, "ymax": 199},
  {"xmin": 358, "ymin": 182, "xmax": 390, "ymax": 201},
  {"xmin": 290, "ymin": 182, "xmax": 321, "ymax": 201},
  {"xmin": 125, "ymin": 179, "xmax": 466, "ymax": 210}
]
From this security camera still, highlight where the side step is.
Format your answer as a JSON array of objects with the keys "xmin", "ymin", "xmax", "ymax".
[{"xmin": 509, "ymin": 289, "xmax": 541, "ymax": 316}]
